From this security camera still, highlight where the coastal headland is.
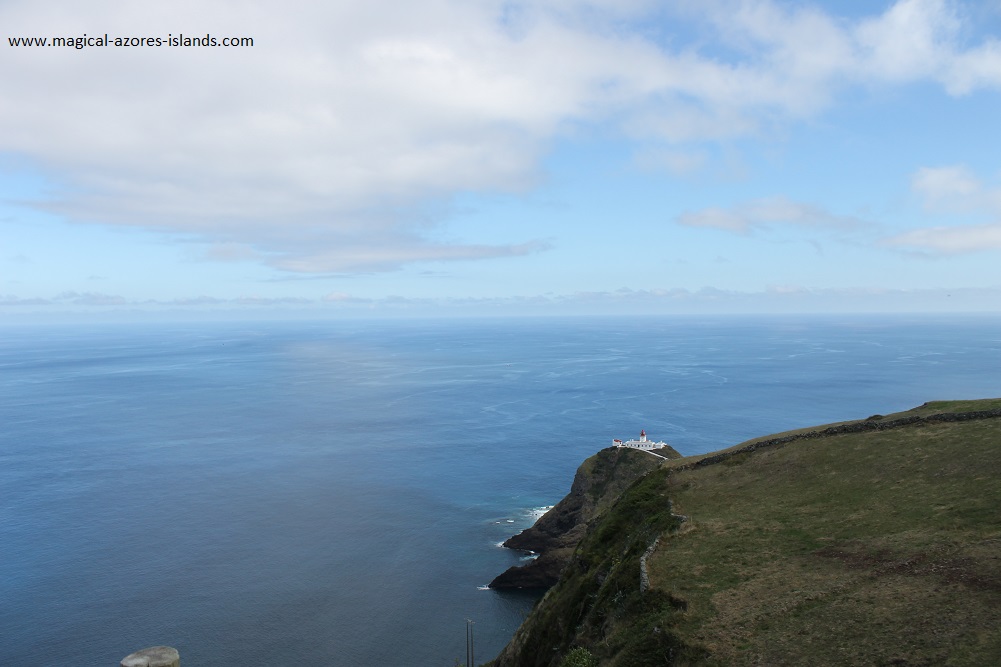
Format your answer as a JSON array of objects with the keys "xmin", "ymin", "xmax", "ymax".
[{"xmin": 489, "ymin": 399, "xmax": 1001, "ymax": 666}]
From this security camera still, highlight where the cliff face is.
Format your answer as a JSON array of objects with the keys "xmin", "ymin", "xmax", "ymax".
[
  {"xmin": 490, "ymin": 446, "xmax": 674, "ymax": 589},
  {"xmin": 489, "ymin": 400, "xmax": 1001, "ymax": 667}
]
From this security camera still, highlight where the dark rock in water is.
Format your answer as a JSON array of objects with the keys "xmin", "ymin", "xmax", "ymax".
[
  {"xmin": 490, "ymin": 550, "xmax": 567, "ymax": 589},
  {"xmin": 490, "ymin": 446, "xmax": 666, "ymax": 589}
]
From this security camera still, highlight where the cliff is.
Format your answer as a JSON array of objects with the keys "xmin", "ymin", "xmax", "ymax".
[
  {"xmin": 491, "ymin": 445, "xmax": 679, "ymax": 589},
  {"xmin": 489, "ymin": 399, "xmax": 1001, "ymax": 666}
]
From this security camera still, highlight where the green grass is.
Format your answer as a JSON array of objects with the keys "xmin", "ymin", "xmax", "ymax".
[
  {"xmin": 671, "ymin": 397, "xmax": 1001, "ymax": 465},
  {"xmin": 579, "ymin": 447, "xmax": 664, "ymax": 511},
  {"xmin": 880, "ymin": 397, "xmax": 1001, "ymax": 419},
  {"xmin": 646, "ymin": 410, "xmax": 1001, "ymax": 665}
]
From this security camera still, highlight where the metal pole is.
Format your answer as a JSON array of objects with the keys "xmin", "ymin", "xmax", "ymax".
[
  {"xmin": 470, "ymin": 620, "xmax": 475, "ymax": 666},
  {"xmin": 466, "ymin": 619, "xmax": 472, "ymax": 667}
]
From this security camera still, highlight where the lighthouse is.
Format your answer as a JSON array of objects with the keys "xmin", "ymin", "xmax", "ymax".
[{"xmin": 612, "ymin": 429, "xmax": 668, "ymax": 450}]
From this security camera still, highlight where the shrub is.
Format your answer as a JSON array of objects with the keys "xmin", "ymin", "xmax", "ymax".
[{"xmin": 558, "ymin": 647, "xmax": 598, "ymax": 667}]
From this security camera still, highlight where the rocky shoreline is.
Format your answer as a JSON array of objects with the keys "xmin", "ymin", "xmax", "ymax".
[{"xmin": 490, "ymin": 445, "xmax": 678, "ymax": 589}]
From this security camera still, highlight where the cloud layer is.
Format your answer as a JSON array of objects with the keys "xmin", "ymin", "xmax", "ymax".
[
  {"xmin": 5, "ymin": 284, "xmax": 997, "ymax": 317},
  {"xmin": 3, "ymin": 0, "xmax": 1001, "ymax": 272}
]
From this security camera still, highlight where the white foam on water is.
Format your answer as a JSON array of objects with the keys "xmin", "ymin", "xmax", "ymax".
[{"xmin": 528, "ymin": 505, "xmax": 554, "ymax": 523}]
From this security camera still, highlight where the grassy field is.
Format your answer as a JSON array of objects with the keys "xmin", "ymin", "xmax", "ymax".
[{"xmin": 648, "ymin": 401, "xmax": 1001, "ymax": 666}]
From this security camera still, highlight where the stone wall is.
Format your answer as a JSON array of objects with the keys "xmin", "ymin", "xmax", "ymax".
[{"xmin": 677, "ymin": 408, "xmax": 1001, "ymax": 472}]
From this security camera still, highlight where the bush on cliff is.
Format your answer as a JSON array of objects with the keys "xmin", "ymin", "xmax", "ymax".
[{"xmin": 557, "ymin": 647, "xmax": 597, "ymax": 667}]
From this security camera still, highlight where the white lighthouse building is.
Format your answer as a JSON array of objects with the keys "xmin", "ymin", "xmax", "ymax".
[{"xmin": 613, "ymin": 429, "xmax": 669, "ymax": 450}]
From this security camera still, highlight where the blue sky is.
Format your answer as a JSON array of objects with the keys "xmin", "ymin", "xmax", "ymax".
[{"xmin": 2, "ymin": 0, "xmax": 1001, "ymax": 319}]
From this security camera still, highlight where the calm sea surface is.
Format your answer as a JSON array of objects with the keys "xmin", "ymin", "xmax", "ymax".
[{"xmin": 2, "ymin": 315, "xmax": 999, "ymax": 665}]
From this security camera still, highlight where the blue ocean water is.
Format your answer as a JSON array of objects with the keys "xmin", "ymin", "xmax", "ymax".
[{"xmin": 1, "ymin": 315, "xmax": 999, "ymax": 665}]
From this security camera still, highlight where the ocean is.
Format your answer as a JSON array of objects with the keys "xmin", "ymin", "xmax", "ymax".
[{"xmin": 1, "ymin": 315, "xmax": 999, "ymax": 665}]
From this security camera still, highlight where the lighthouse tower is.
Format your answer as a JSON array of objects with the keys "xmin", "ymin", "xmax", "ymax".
[{"xmin": 612, "ymin": 429, "xmax": 668, "ymax": 450}]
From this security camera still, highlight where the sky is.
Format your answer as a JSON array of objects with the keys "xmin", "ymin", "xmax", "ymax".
[{"xmin": 2, "ymin": 0, "xmax": 1001, "ymax": 319}]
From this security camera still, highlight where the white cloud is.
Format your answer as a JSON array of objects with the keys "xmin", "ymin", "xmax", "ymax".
[
  {"xmin": 677, "ymin": 207, "xmax": 751, "ymax": 234},
  {"xmin": 322, "ymin": 291, "xmax": 360, "ymax": 303},
  {"xmin": 0, "ymin": 294, "xmax": 51, "ymax": 306},
  {"xmin": 272, "ymin": 239, "xmax": 551, "ymax": 273},
  {"xmin": 854, "ymin": 0, "xmax": 1001, "ymax": 94},
  {"xmin": 912, "ymin": 165, "xmax": 982, "ymax": 207},
  {"xmin": 3, "ymin": 0, "xmax": 672, "ymax": 272},
  {"xmin": 52, "ymin": 291, "xmax": 128, "ymax": 306},
  {"xmin": 3, "ymin": 0, "xmax": 1001, "ymax": 273},
  {"xmin": 884, "ymin": 223, "xmax": 1001, "ymax": 254},
  {"xmin": 884, "ymin": 164, "xmax": 1001, "ymax": 254},
  {"xmin": 855, "ymin": 0, "xmax": 960, "ymax": 81},
  {"xmin": 910, "ymin": 165, "xmax": 1001, "ymax": 215},
  {"xmin": 633, "ymin": 148, "xmax": 709, "ymax": 176},
  {"xmin": 232, "ymin": 296, "xmax": 311, "ymax": 305},
  {"xmin": 676, "ymin": 197, "xmax": 867, "ymax": 234}
]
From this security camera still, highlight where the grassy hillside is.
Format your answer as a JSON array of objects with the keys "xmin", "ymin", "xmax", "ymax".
[{"xmin": 491, "ymin": 399, "xmax": 1001, "ymax": 666}]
